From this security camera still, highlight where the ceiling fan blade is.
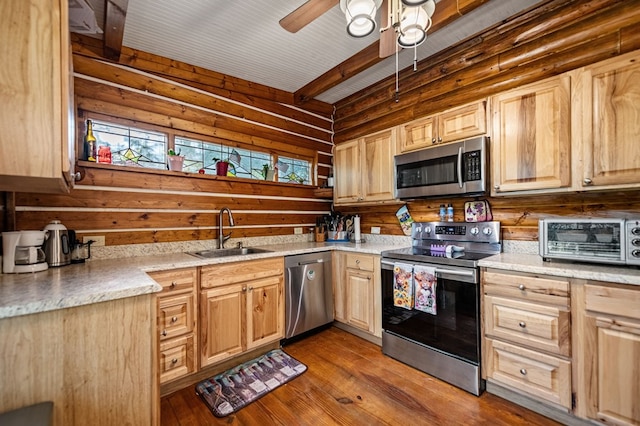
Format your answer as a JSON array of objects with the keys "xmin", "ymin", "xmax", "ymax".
[
  {"xmin": 280, "ymin": 0, "xmax": 340, "ymax": 33},
  {"xmin": 379, "ymin": 0, "xmax": 398, "ymax": 58}
]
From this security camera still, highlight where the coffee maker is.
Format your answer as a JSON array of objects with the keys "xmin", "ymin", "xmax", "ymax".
[{"xmin": 2, "ymin": 231, "xmax": 49, "ymax": 273}]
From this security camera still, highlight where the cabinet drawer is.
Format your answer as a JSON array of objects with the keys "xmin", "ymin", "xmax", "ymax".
[
  {"xmin": 201, "ymin": 257, "xmax": 284, "ymax": 288},
  {"xmin": 346, "ymin": 254, "xmax": 375, "ymax": 271},
  {"xmin": 149, "ymin": 268, "xmax": 197, "ymax": 294},
  {"xmin": 159, "ymin": 334, "xmax": 196, "ymax": 383},
  {"xmin": 585, "ymin": 283, "xmax": 640, "ymax": 320},
  {"xmin": 158, "ymin": 293, "xmax": 195, "ymax": 340},
  {"xmin": 484, "ymin": 295, "xmax": 570, "ymax": 356},
  {"xmin": 483, "ymin": 270, "xmax": 569, "ymax": 307},
  {"xmin": 485, "ymin": 338, "xmax": 571, "ymax": 409}
]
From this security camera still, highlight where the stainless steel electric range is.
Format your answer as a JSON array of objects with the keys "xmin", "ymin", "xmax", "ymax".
[{"xmin": 380, "ymin": 221, "xmax": 501, "ymax": 396}]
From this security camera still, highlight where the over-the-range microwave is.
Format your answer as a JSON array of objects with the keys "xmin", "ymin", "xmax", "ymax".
[{"xmin": 394, "ymin": 136, "xmax": 487, "ymax": 199}]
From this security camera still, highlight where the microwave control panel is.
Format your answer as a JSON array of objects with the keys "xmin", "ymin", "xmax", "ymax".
[{"xmin": 463, "ymin": 151, "xmax": 482, "ymax": 182}]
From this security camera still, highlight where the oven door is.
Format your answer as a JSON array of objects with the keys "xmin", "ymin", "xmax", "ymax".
[{"xmin": 381, "ymin": 259, "xmax": 480, "ymax": 364}]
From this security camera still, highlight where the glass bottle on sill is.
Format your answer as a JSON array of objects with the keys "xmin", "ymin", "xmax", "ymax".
[{"xmin": 84, "ymin": 119, "xmax": 97, "ymax": 162}]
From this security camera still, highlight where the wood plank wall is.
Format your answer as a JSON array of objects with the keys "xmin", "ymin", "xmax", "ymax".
[
  {"xmin": 334, "ymin": 0, "xmax": 640, "ymax": 242},
  {"xmin": 9, "ymin": 39, "xmax": 334, "ymax": 246}
]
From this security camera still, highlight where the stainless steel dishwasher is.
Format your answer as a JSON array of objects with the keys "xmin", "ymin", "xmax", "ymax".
[{"xmin": 284, "ymin": 251, "xmax": 334, "ymax": 340}]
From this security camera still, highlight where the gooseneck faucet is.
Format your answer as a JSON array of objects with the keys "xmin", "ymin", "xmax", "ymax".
[{"xmin": 218, "ymin": 207, "xmax": 235, "ymax": 249}]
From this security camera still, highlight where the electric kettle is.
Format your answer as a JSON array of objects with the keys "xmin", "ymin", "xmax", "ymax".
[{"xmin": 43, "ymin": 220, "xmax": 71, "ymax": 267}]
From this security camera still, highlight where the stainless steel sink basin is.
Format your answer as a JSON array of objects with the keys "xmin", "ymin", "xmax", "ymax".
[{"xmin": 187, "ymin": 247, "xmax": 272, "ymax": 259}]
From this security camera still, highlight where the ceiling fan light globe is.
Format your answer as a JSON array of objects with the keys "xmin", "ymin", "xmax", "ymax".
[
  {"xmin": 397, "ymin": 29, "xmax": 426, "ymax": 47},
  {"xmin": 401, "ymin": 0, "xmax": 429, "ymax": 6},
  {"xmin": 347, "ymin": 14, "xmax": 376, "ymax": 37}
]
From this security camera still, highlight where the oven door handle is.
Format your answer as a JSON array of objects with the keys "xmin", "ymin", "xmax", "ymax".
[
  {"xmin": 457, "ymin": 146, "xmax": 464, "ymax": 188},
  {"xmin": 381, "ymin": 260, "xmax": 474, "ymax": 277}
]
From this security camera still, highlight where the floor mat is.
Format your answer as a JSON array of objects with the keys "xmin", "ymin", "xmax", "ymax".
[{"xmin": 195, "ymin": 348, "xmax": 307, "ymax": 417}]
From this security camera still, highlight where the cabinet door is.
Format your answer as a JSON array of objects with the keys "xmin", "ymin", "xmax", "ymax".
[
  {"xmin": 361, "ymin": 128, "xmax": 396, "ymax": 202},
  {"xmin": 200, "ymin": 284, "xmax": 244, "ymax": 367},
  {"xmin": 439, "ymin": 101, "xmax": 486, "ymax": 144},
  {"xmin": 400, "ymin": 115, "xmax": 437, "ymax": 151},
  {"xmin": 491, "ymin": 75, "xmax": 571, "ymax": 194},
  {"xmin": 345, "ymin": 268, "xmax": 375, "ymax": 333},
  {"xmin": 579, "ymin": 51, "xmax": 640, "ymax": 190},
  {"xmin": 246, "ymin": 275, "xmax": 284, "ymax": 350},
  {"xmin": 0, "ymin": 0, "xmax": 74, "ymax": 193},
  {"xmin": 334, "ymin": 139, "xmax": 362, "ymax": 204}
]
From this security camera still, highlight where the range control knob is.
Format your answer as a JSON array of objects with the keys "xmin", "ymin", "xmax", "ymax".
[
  {"xmin": 632, "ymin": 227, "xmax": 640, "ymax": 236},
  {"xmin": 482, "ymin": 227, "xmax": 493, "ymax": 236},
  {"xmin": 632, "ymin": 249, "xmax": 640, "ymax": 258},
  {"xmin": 632, "ymin": 239, "xmax": 640, "ymax": 247},
  {"xmin": 470, "ymin": 226, "xmax": 480, "ymax": 236},
  {"xmin": 423, "ymin": 226, "xmax": 432, "ymax": 235}
]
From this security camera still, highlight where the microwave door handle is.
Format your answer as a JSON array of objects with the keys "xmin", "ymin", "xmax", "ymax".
[{"xmin": 457, "ymin": 146, "xmax": 463, "ymax": 188}]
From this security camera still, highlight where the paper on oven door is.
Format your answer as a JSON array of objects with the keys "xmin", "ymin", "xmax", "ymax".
[
  {"xmin": 393, "ymin": 262, "xmax": 414, "ymax": 310},
  {"xmin": 413, "ymin": 265, "xmax": 437, "ymax": 315}
]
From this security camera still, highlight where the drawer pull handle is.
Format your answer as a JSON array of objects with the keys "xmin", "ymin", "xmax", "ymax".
[
  {"xmin": 518, "ymin": 284, "xmax": 526, "ymax": 291},
  {"xmin": 171, "ymin": 316, "xmax": 178, "ymax": 323},
  {"xmin": 170, "ymin": 281, "xmax": 177, "ymax": 288},
  {"xmin": 520, "ymin": 368, "xmax": 527, "ymax": 376},
  {"xmin": 161, "ymin": 330, "xmax": 167, "ymax": 336},
  {"xmin": 171, "ymin": 358, "xmax": 178, "ymax": 364},
  {"xmin": 519, "ymin": 321, "xmax": 526, "ymax": 328}
]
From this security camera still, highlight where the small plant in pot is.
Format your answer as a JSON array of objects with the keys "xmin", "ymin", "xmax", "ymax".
[
  {"xmin": 262, "ymin": 163, "xmax": 275, "ymax": 181},
  {"xmin": 167, "ymin": 149, "xmax": 184, "ymax": 171},
  {"xmin": 212, "ymin": 157, "xmax": 235, "ymax": 176}
]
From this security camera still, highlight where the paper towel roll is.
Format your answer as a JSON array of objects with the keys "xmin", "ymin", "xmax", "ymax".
[{"xmin": 354, "ymin": 215, "xmax": 361, "ymax": 242}]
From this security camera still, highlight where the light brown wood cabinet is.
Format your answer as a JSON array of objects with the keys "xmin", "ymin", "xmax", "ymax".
[
  {"xmin": 574, "ymin": 50, "xmax": 640, "ymax": 191},
  {"xmin": 149, "ymin": 268, "xmax": 198, "ymax": 384},
  {"xmin": 490, "ymin": 75, "xmax": 571, "ymax": 195},
  {"xmin": 333, "ymin": 252, "xmax": 381, "ymax": 337},
  {"xmin": 574, "ymin": 281, "xmax": 640, "ymax": 426},
  {"xmin": 400, "ymin": 101, "xmax": 486, "ymax": 152},
  {"xmin": 482, "ymin": 269, "xmax": 572, "ymax": 409},
  {"xmin": 0, "ymin": 0, "xmax": 75, "ymax": 193},
  {"xmin": 199, "ymin": 258, "xmax": 284, "ymax": 368},
  {"xmin": 334, "ymin": 128, "xmax": 397, "ymax": 205}
]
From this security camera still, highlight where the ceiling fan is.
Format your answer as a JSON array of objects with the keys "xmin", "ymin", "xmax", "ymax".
[{"xmin": 280, "ymin": 0, "xmax": 436, "ymax": 59}]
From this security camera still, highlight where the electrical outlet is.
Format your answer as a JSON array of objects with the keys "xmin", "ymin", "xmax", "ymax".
[
  {"xmin": 83, "ymin": 235, "xmax": 105, "ymax": 246},
  {"xmin": 294, "ymin": 227, "xmax": 303, "ymax": 235},
  {"xmin": 371, "ymin": 226, "xmax": 381, "ymax": 234}
]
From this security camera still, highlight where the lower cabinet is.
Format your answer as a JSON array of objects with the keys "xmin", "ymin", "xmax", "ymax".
[
  {"xmin": 482, "ymin": 269, "xmax": 572, "ymax": 409},
  {"xmin": 334, "ymin": 252, "xmax": 381, "ymax": 338},
  {"xmin": 574, "ymin": 282, "xmax": 640, "ymax": 426},
  {"xmin": 149, "ymin": 268, "xmax": 198, "ymax": 384},
  {"xmin": 200, "ymin": 258, "xmax": 284, "ymax": 368}
]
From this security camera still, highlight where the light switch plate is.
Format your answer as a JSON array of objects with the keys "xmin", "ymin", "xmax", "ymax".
[{"xmin": 371, "ymin": 226, "xmax": 381, "ymax": 234}]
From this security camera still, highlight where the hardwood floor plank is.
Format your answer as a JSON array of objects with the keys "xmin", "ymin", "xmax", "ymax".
[{"xmin": 161, "ymin": 327, "xmax": 561, "ymax": 425}]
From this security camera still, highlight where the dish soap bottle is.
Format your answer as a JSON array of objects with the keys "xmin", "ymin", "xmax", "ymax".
[{"xmin": 439, "ymin": 204, "xmax": 446, "ymax": 222}]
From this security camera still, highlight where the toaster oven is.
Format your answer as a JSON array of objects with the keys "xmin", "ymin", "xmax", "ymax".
[{"xmin": 539, "ymin": 218, "xmax": 640, "ymax": 266}]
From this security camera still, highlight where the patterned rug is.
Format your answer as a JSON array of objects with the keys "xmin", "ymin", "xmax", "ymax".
[{"xmin": 195, "ymin": 349, "xmax": 307, "ymax": 417}]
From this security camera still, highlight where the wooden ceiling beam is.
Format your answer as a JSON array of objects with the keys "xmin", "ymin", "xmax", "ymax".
[
  {"xmin": 294, "ymin": 0, "xmax": 490, "ymax": 104},
  {"xmin": 103, "ymin": 0, "xmax": 129, "ymax": 60}
]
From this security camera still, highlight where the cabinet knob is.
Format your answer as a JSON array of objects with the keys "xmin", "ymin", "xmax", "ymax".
[
  {"xmin": 248, "ymin": 286, "xmax": 254, "ymax": 291},
  {"xmin": 520, "ymin": 368, "xmax": 527, "ymax": 376},
  {"xmin": 519, "ymin": 321, "xmax": 526, "ymax": 328},
  {"xmin": 171, "ymin": 358, "xmax": 178, "ymax": 364},
  {"xmin": 432, "ymin": 138, "xmax": 437, "ymax": 144},
  {"xmin": 242, "ymin": 286, "xmax": 247, "ymax": 292},
  {"xmin": 170, "ymin": 281, "xmax": 177, "ymax": 288},
  {"xmin": 356, "ymin": 259, "xmax": 360, "ymax": 264},
  {"xmin": 583, "ymin": 178, "xmax": 593, "ymax": 185},
  {"xmin": 171, "ymin": 316, "xmax": 178, "ymax": 323},
  {"xmin": 161, "ymin": 330, "xmax": 167, "ymax": 336},
  {"xmin": 494, "ymin": 184, "xmax": 500, "ymax": 191},
  {"xmin": 518, "ymin": 284, "xmax": 526, "ymax": 291},
  {"xmin": 438, "ymin": 137, "xmax": 442, "ymax": 143}
]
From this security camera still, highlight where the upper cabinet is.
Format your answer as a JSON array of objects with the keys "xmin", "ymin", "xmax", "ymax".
[
  {"xmin": 0, "ymin": 0, "xmax": 75, "ymax": 194},
  {"xmin": 334, "ymin": 128, "xmax": 397, "ymax": 205},
  {"xmin": 400, "ymin": 101, "xmax": 486, "ymax": 152},
  {"xmin": 575, "ymin": 51, "xmax": 640, "ymax": 191},
  {"xmin": 490, "ymin": 75, "xmax": 572, "ymax": 195}
]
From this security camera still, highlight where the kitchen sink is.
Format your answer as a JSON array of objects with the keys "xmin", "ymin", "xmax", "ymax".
[{"xmin": 187, "ymin": 247, "xmax": 272, "ymax": 259}]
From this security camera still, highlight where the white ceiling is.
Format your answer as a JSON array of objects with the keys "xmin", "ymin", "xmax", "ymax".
[{"xmin": 81, "ymin": 0, "xmax": 543, "ymax": 104}]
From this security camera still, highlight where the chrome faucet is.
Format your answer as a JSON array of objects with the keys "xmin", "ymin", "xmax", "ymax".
[{"xmin": 218, "ymin": 207, "xmax": 235, "ymax": 249}]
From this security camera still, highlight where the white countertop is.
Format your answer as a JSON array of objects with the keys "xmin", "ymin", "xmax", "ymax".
[
  {"xmin": 479, "ymin": 252, "xmax": 640, "ymax": 285},
  {"xmin": 0, "ymin": 241, "xmax": 399, "ymax": 320}
]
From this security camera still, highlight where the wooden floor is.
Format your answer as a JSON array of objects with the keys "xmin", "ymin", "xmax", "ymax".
[{"xmin": 161, "ymin": 327, "xmax": 561, "ymax": 425}]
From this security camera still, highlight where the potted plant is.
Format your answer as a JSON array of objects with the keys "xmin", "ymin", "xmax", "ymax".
[
  {"xmin": 262, "ymin": 163, "xmax": 275, "ymax": 181},
  {"xmin": 213, "ymin": 157, "xmax": 235, "ymax": 176},
  {"xmin": 167, "ymin": 149, "xmax": 184, "ymax": 171}
]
